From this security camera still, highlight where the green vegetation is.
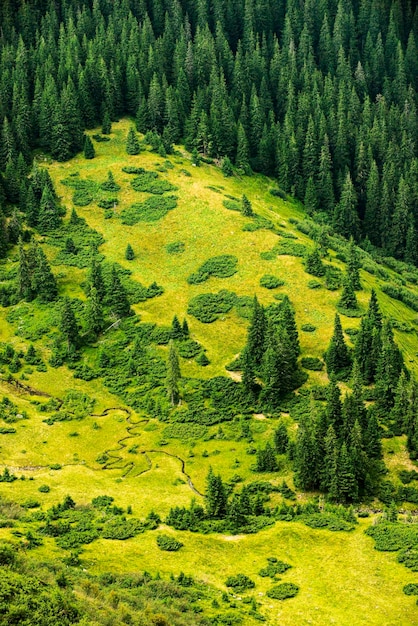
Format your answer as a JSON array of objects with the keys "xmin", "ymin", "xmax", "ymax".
[{"xmin": 188, "ymin": 255, "xmax": 238, "ymax": 285}]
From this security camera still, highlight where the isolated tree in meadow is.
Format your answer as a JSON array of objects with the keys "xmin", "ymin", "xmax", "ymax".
[
  {"xmin": 125, "ymin": 243, "xmax": 134, "ymax": 260},
  {"xmin": 241, "ymin": 194, "xmax": 253, "ymax": 216},
  {"xmin": 170, "ymin": 315, "xmax": 183, "ymax": 340},
  {"xmin": 305, "ymin": 247, "xmax": 325, "ymax": 276},
  {"xmin": 338, "ymin": 275, "xmax": 358, "ymax": 311},
  {"xmin": 126, "ymin": 127, "xmax": 140, "ymax": 155},
  {"xmin": 166, "ymin": 340, "xmax": 181, "ymax": 406}
]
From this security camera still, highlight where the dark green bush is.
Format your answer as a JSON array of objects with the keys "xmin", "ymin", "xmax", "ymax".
[
  {"xmin": 97, "ymin": 198, "xmax": 118, "ymax": 209},
  {"xmin": 121, "ymin": 195, "xmax": 177, "ymax": 224},
  {"xmin": 187, "ymin": 290, "xmax": 236, "ymax": 323},
  {"xmin": 187, "ymin": 255, "xmax": 238, "ymax": 285},
  {"xmin": 177, "ymin": 339, "xmax": 201, "ymax": 359},
  {"xmin": 102, "ymin": 517, "xmax": 145, "ymax": 540},
  {"xmin": 122, "ymin": 166, "xmax": 145, "ymax": 175},
  {"xmin": 403, "ymin": 583, "xmax": 418, "ymax": 595},
  {"xmin": 92, "ymin": 134, "xmax": 110, "ymax": 142},
  {"xmin": 259, "ymin": 275, "xmax": 284, "ymax": 289},
  {"xmin": 301, "ymin": 357, "xmax": 324, "ymax": 371},
  {"xmin": 225, "ymin": 574, "xmax": 255, "ymax": 592},
  {"xmin": 156, "ymin": 534, "xmax": 183, "ymax": 551},
  {"xmin": 266, "ymin": 583, "xmax": 299, "ymax": 600},
  {"xmin": 131, "ymin": 172, "xmax": 176, "ymax": 194},
  {"xmin": 242, "ymin": 216, "xmax": 274, "ymax": 232},
  {"xmin": 222, "ymin": 199, "xmax": 241, "ymax": 211},
  {"xmin": 300, "ymin": 324, "xmax": 316, "ymax": 332},
  {"xmin": 73, "ymin": 190, "xmax": 93, "ymax": 206},
  {"xmin": 274, "ymin": 242, "xmax": 306, "ymax": 257},
  {"xmin": 38, "ymin": 484, "xmax": 50, "ymax": 493},
  {"xmin": 269, "ymin": 188, "xmax": 287, "ymax": 200},
  {"xmin": 259, "ymin": 561, "xmax": 291, "ymax": 578},
  {"xmin": 166, "ymin": 241, "xmax": 185, "ymax": 254}
]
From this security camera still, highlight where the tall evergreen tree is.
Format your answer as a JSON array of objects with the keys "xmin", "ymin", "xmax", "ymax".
[
  {"xmin": 166, "ymin": 341, "xmax": 181, "ymax": 406},
  {"xmin": 205, "ymin": 467, "xmax": 228, "ymax": 519},
  {"xmin": 126, "ymin": 127, "xmax": 141, "ymax": 155},
  {"xmin": 325, "ymin": 314, "xmax": 351, "ymax": 376}
]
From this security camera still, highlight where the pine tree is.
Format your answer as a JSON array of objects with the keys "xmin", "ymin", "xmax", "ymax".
[
  {"xmin": 102, "ymin": 111, "xmax": 112, "ymax": 135},
  {"xmin": 245, "ymin": 296, "xmax": 266, "ymax": 370},
  {"xmin": 338, "ymin": 275, "xmax": 358, "ymax": 311},
  {"xmin": 88, "ymin": 258, "xmax": 106, "ymax": 300},
  {"xmin": 241, "ymin": 194, "xmax": 253, "ymax": 216},
  {"xmin": 338, "ymin": 442, "xmax": 357, "ymax": 503},
  {"xmin": 84, "ymin": 286, "xmax": 103, "ymax": 338},
  {"xmin": 108, "ymin": 266, "xmax": 131, "ymax": 318},
  {"xmin": 166, "ymin": 340, "xmax": 181, "ymax": 406},
  {"xmin": 375, "ymin": 321, "xmax": 404, "ymax": 414},
  {"xmin": 226, "ymin": 494, "xmax": 247, "ymax": 530},
  {"xmin": 333, "ymin": 172, "xmax": 360, "ymax": 240},
  {"xmin": 205, "ymin": 467, "xmax": 227, "ymax": 519},
  {"xmin": 17, "ymin": 240, "xmax": 32, "ymax": 301},
  {"xmin": 126, "ymin": 127, "xmax": 140, "ymax": 155},
  {"xmin": 38, "ymin": 185, "xmax": 61, "ymax": 233},
  {"xmin": 31, "ymin": 245, "xmax": 58, "ymax": 303},
  {"xmin": 256, "ymin": 442, "xmax": 278, "ymax": 472},
  {"xmin": 325, "ymin": 314, "xmax": 351, "ymax": 376},
  {"xmin": 274, "ymin": 420, "xmax": 289, "ymax": 454},
  {"xmin": 60, "ymin": 298, "xmax": 80, "ymax": 352},
  {"xmin": 171, "ymin": 315, "xmax": 183, "ymax": 340},
  {"xmin": 305, "ymin": 247, "xmax": 325, "ymax": 276},
  {"xmin": 346, "ymin": 238, "xmax": 361, "ymax": 290},
  {"xmin": 83, "ymin": 135, "xmax": 95, "ymax": 159},
  {"xmin": 325, "ymin": 377, "xmax": 344, "ymax": 438},
  {"xmin": 182, "ymin": 319, "xmax": 189, "ymax": 338},
  {"xmin": 321, "ymin": 425, "xmax": 339, "ymax": 499},
  {"xmin": 294, "ymin": 411, "xmax": 319, "ymax": 491},
  {"xmin": 125, "ymin": 244, "xmax": 134, "ymax": 260},
  {"xmin": 221, "ymin": 156, "xmax": 233, "ymax": 177}
]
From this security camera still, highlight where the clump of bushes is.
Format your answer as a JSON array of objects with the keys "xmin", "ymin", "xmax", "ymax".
[
  {"xmin": 187, "ymin": 290, "xmax": 236, "ymax": 323},
  {"xmin": 225, "ymin": 574, "xmax": 255, "ymax": 592},
  {"xmin": 97, "ymin": 198, "xmax": 118, "ymax": 210},
  {"xmin": 122, "ymin": 166, "xmax": 145, "ymax": 175},
  {"xmin": 100, "ymin": 171, "xmax": 120, "ymax": 192},
  {"xmin": 260, "ymin": 274, "xmax": 284, "ymax": 289},
  {"xmin": 166, "ymin": 241, "xmax": 185, "ymax": 254},
  {"xmin": 259, "ymin": 559, "xmax": 291, "ymax": 578},
  {"xmin": 301, "ymin": 324, "xmax": 316, "ymax": 332},
  {"xmin": 266, "ymin": 582, "xmax": 299, "ymax": 600},
  {"xmin": 187, "ymin": 255, "xmax": 238, "ymax": 285},
  {"xmin": 156, "ymin": 534, "xmax": 183, "ymax": 551},
  {"xmin": 73, "ymin": 190, "xmax": 93, "ymax": 206},
  {"xmin": 121, "ymin": 195, "xmax": 177, "ymax": 224},
  {"xmin": 177, "ymin": 339, "xmax": 201, "ymax": 359},
  {"xmin": 131, "ymin": 172, "xmax": 176, "ymax": 194},
  {"xmin": 301, "ymin": 357, "xmax": 324, "ymax": 371}
]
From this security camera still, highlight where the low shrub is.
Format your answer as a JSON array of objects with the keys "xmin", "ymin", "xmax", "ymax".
[
  {"xmin": 156, "ymin": 534, "xmax": 183, "ymax": 551},
  {"xmin": 73, "ymin": 190, "xmax": 93, "ymax": 206},
  {"xmin": 187, "ymin": 255, "xmax": 238, "ymax": 285},
  {"xmin": 122, "ymin": 166, "xmax": 145, "ymax": 175},
  {"xmin": 300, "ymin": 324, "xmax": 316, "ymax": 333},
  {"xmin": 92, "ymin": 134, "xmax": 110, "ymax": 142},
  {"xmin": 274, "ymin": 242, "xmax": 306, "ymax": 257},
  {"xmin": 301, "ymin": 357, "xmax": 324, "ymax": 371},
  {"xmin": 260, "ymin": 275, "xmax": 284, "ymax": 289},
  {"xmin": 187, "ymin": 290, "xmax": 236, "ymax": 323},
  {"xmin": 307, "ymin": 280, "xmax": 322, "ymax": 289},
  {"xmin": 269, "ymin": 188, "xmax": 287, "ymax": 200},
  {"xmin": 97, "ymin": 198, "xmax": 118, "ymax": 209},
  {"xmin": 266, "ymin": 583, "xmax": 299, "ymax": 600},
  {"xmin": 225, "ymin": 574, "xmax": 255, "ymax": 592},
  {"xmin": 177, "ymin": 339, "xmax": 201, "ymax": 359},
  {"xmin": 166, "ymin": 241, "xmax": 185, "ymax": 254},
  {"xmin": 403, "ymin": 583, "xmax": 418, "ymax": 595},
  {"xmin": 222, "ymin": 199, "xmax": 241, "ymax": 211},
  {"xmin": 164, "ymin": 423, "xmax": 207, "ymax": 440},
  {"xmin": 121, "ymin": 195, "xmax": 177, "ymax": 224},
  {"xmin": 38, "ymin": 485, "xmax": 50, "ymax": 493},
  {"xmin": 131, "ymin": 172, "xmax": 176, "ymax": 194},
  {"xmin": 102, "ymin": 517, "xmax": 145, "ymax": 540},
  {"xmin": 259, "ymin": 561, "xmax": 291, "ymax": 578},
  {"xmin": 242, "ymin": 216, "xmax": 274, "ymax": 232}
]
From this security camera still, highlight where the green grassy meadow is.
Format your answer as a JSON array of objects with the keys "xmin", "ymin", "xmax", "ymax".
[{"xmin": 1, "ymin": 119, "xmax": 418, "ymax": 624}]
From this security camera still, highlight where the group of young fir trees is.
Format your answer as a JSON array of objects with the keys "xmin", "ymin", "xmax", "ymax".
[{"xmin": 0, "ymin": 0, "xmax": 416, "ymax": 263}]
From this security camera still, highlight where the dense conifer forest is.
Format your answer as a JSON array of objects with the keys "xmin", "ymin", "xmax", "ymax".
[{"xmin": 1, "ymin": 1, "xmax": 418, "ymax": 624}]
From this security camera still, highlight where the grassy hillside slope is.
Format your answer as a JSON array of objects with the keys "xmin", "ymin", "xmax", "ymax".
[{"xmin": 0, "ymin": 119, "xmax": 418, "ymax": 624}]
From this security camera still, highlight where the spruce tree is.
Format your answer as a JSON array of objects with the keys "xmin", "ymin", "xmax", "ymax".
[
  {"xmin": 88, "ymin": 258, "xmax": 106, "ymax": 300},
  {"xmin": 305, "ymin": 247, "xmax": 325, "ymax": 276},
  {"xmin": 338, "ymin": 275, "xmax": 358, "ymax": 311},
  {"xmin": 166, "ymin": 340, "xmax": 181, "ymax": 406},
  {"xmin": 31, "ymin": 245, "xmax": 58, "ymax": 302},
  {"xmin": 170, "ymin": 315, "xmax": 183, "ymax": 340},
  {"xmin": 338, "ymin": 442, "xmax": 357, "ymax": 503},
  {"xmin": 60, "ymin": 298, "xmax": 80, "ymax": 352},
  {"xmin": 256, "ymin": 442, "xmax": 279, "ymax": 472},
  {"xmin": 205, "ymin": 467, "xmax": 227, "ymax": 519},
  {"xmin": 126, "ymin": 127, "xmax": 140, "ymax": 155},
  {"xmin": 38, "ymin": 185, "xmax": 61, "ymax": 233},
  {"xmin": 245, "ymin": 297, "xmax": 266, "ymax": 370},
  {"xmin": 221, "ymin": 156, "xmax": 233, "ymax": 177},
  {"xmin": 17, "ymin": 240, "xmax": 32, "ymax": 301},
  {"xmin": 325, "ymin": 377, "xmax": 344, "ymax": 438},
  {"xmin": 102, "ymin": 111, "xmax": 112, "ymax": 135},
  {"xmin": 241, "ymin": 194, "xmax": 253, "ymax": 217},
  {"xmin": 274, "ymin": 420, "xmax": 289, "ymax": 454},
  {"xmin": 321, "ymin": 425, "xmax": 339, "ymax": 499},
  {"xmin": 108, "ymin": 266, "xmax": 131, "ymax": 318},
  {"xmin": 83, "ymin": 135, "xmax": 95, "ymax": 159},
  {"xmin": 84, "ymin": 286, "xmax": 103, "ymax": 338},
  {"xmin": 325, "ymin": 314, "xmax": 351, "ymax": 376},
  {"xmin": 125, "ymin": 244, "xmax": 134, "ymax": 260},
  {"xmin": 346, "ymin": 237, "xmax": 361, "ymax": 291},
  {"xmin": 294, "ymin": 411, "xmax": 319, "ymax": 491}
]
